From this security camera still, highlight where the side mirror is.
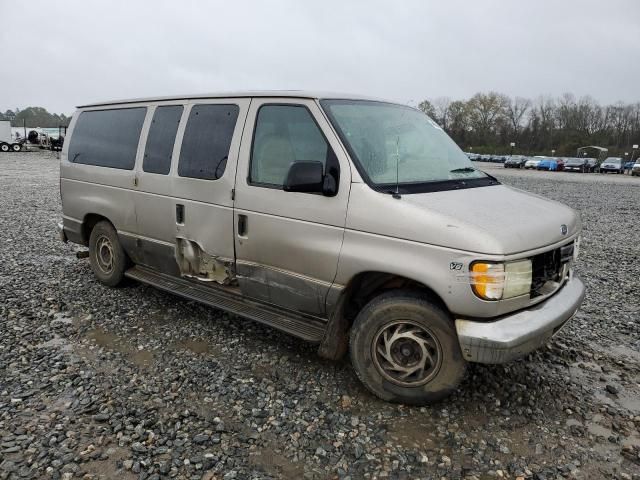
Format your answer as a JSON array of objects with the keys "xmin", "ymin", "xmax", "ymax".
[
  {"xmin": 284, "ymin": 161, "xmax": 324, "ymax": 193},
  {"xmin": 322, "ymin": 173, "xmax": 337, "ymax": 197}
]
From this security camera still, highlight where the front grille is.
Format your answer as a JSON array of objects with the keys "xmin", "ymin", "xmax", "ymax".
[{"xmin": 530, "ymin": 242, "xmax": 573, "ymax": 298}]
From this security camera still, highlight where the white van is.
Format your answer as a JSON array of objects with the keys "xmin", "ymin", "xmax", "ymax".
[{"xmin": 59, "ymin": 91, "xmax": 585, "ymax": 404}]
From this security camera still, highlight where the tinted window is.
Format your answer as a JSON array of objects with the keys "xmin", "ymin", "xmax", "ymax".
[
  {"xmin": 250, "ymin": 105, "xmax": 328, "ymax": 186},
  {"xmin": 178, "ymin": 104, "xmax": 239, "ymax": 180},
  {"xmin": 143, "ymin": 105, "xmax": 183, "ymax": 174},
  {"xmin": 68, "ymin": 108, "xmax": 146, "ymax": 170}
]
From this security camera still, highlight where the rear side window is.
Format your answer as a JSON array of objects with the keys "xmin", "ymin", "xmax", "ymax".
[
  {"xmin": 178, "ymin": 104, "xmax": 239, "ymax": 180},
  {"xmin": 68, "ymin": 108, "xmax": 146, "ymax": 170},
  {"xmin": 143, "ymin": 105, "xmax": 183, "ymax": 175}
]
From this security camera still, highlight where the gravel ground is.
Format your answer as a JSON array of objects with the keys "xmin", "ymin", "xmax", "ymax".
[{"xmin": 0, "ymin": 151, "xmax": 638, "ymax": 480}]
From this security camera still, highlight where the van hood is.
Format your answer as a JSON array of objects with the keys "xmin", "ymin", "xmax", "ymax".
[{"xmin": 347, "ymin": 184, "xmax": 580, "ymax": 255}]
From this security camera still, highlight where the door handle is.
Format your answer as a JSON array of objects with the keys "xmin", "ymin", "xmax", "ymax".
[
  {"xmin": 237, "ymin": 214, "xmax": 248, "ymax": 237},
  {"xmin": 176, "ymin": 204, "xmax": 185, "ymax": 224}
]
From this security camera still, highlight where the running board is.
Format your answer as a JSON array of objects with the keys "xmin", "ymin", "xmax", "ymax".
[{"xmin": 125, "ymin": 266, "xmax": 327, "ymax": 343}]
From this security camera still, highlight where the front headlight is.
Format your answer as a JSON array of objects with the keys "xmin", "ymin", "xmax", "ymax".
[
  {"xmin": 470, "ymin": 259, "xmax": 532, "ymax": 301},
  {"xmin": 573, "ymin": 236, "xmax": 581, "ymax": 261}
]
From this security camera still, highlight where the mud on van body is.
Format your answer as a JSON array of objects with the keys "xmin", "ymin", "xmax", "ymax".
[{"xmin": 59, "ymin": 91, "xmax": 585, "ymax": 404}]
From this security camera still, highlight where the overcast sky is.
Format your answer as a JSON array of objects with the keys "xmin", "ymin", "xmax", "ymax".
[{"xmin": 0, "ymin": 0, "xmax": 638, "ymax": 114}]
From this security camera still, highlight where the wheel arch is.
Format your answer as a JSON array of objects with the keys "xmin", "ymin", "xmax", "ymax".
[
  {"xmin": 318, "ymin": 271, "xmax": 450, "ymax": 360},
  {"xmin": 81, "ymin": 213, "xmax": 114, "ymax": 245}
]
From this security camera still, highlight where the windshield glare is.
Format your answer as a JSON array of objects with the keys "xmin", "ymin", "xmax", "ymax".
[{"xmin": 321, "ymin": 100, "xmax": 485, "ymax": 185}]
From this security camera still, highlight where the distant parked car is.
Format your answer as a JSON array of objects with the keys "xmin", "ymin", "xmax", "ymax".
[
  {"xmin": 585, "ymin": 158, "xmax": 598, "ymax": 173},
  {"xmin": 50, "ymin": 136, "xmax": 65, "ymax": 151},
  {"xmin": 564, "ymin": 158, "xmax": 589, "ymax": 173},
  {"xmin": 623, "ymin": 159, "xmax": 635, "ymax": 173},
  {"xmin": 600, "ymin": 157, "xmax": 624, "ymax": 174},
  {"xmin": 537, "ymin": 159, "xmax": 559, "ymax": 171},
  {"xmin": 632, "ymin": 162, "xmax": 640, "ymax": 176},
  {"xmin": 504, "ymin": 156, "xmax": 527, "ymax": 168},
  {"xmin": 556, "ymin": 158, "xmax": 565, "ymax": 171},
  {"xmin": 524, "ymin": 157, "xmax": 543, "ymax": 169}
]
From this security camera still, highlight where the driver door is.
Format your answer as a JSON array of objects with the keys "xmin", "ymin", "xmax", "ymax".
[{"xmin": 233, "ymin": 98, "xmax": 351, "ymax": 317}]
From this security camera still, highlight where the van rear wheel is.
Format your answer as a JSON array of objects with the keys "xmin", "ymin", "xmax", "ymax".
[
  {"xmin": 89, "ymin": 221, "xmax": 128, "ymax": 287},
  {"xmin": 349, "ymin": 291, "xmax": 466, "ymax": 405}
]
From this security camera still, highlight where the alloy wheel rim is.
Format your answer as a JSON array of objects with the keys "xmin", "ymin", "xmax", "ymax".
[
  {"xmin": 372, "ymin": 320, "xmax": 442, "ymax": 387},
  {"xmin": 96, "ymin": 235, "xmax": 114, "ymax": 274}
]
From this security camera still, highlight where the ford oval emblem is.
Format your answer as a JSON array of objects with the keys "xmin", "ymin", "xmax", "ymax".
[{"xmin": 561, "ymin": 224, "xmax": 568, "ymax": 235}]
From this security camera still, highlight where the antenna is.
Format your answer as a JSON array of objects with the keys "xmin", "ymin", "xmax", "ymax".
[{"xmin": 392, "ymin": 135, "xmax": 401, "ymax": 199}]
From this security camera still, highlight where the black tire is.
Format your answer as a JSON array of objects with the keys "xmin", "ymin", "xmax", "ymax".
[
  {"xmin": 88, "ymin": 221, "xmax": 128, "ymax": 287},
  {"xmin": 11, "ymin": 143, "xmax": 22, "ymax": 152},
  {"xmin": 0, "ymin": 143, "xmax": 9, "ymax": 153},
  {"xmin": 349, "ymin": 290, "xmax": 466, "ymax": 405}
]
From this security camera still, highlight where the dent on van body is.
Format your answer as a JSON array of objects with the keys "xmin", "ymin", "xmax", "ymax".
[
  {"xmin": 236, "ymin": 261, "xmax": 331, "ymax": 316},
  {"xmin": 175, "ymin": 237, "xmax": 234, "ymax": 284}
]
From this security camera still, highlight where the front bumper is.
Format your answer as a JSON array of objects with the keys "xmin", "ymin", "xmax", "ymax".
[{"xmin": 455, "ymin": 276, "xmax": 585, "ymax": 364}]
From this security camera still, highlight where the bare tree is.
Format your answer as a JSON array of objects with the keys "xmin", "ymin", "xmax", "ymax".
[
  {"xmin": 431, "ymin": 97, "xmax": 452, "ymax": 129},
  {"xmin": 467, "ymin": 92, "xmax": 508, "ymax": 136},
  {"xmin": 505, "ymin": 96, "xmax": 531, "ymax": 140},
  {"xmin": 417, "ymin": 100, "xmax": 436, "ymax": 118},
  {"xmin": 414, "ymin": 91, "xmax": 638, "ymax": 155}
]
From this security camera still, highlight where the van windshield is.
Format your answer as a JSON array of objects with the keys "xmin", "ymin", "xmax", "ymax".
[{"xmin": 321, "ymin": 100, "xmax": 493, "ymax": 192}]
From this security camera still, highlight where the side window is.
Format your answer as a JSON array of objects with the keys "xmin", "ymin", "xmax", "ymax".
[
  {"xmin": 178, "ymin": 104, "xmax": 239, "ymax": 180},
  {"xmin": 68, "ymin": 107, "xmax": 146, "ymax": 169},
  {"xmin": 250, "ymin": 105, "xmax": 329, "ymax": 187},
  {"xmin": 143, "ymin": 105, "xmax": 183, "ymax": 174}
]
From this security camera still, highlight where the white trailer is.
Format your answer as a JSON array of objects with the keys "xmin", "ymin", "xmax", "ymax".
[{"xmin": 0, "ymin": 121, "xmax": 23, "ymax": 152}]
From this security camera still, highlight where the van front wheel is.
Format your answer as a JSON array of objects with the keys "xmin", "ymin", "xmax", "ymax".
[
  {"xmin": 349, "ymin": 291, "xmax": 466, "ymax": 405},
  {"xmin": 89, "ymin": 221, "xmax": 128, "ymax": 287}
]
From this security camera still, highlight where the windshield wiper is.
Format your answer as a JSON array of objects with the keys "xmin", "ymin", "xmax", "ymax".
[
  {"xmin": 449, "ymin": 167, "xmax": 476, "ymax": 173},
  {"xmin": 482, "ymin": 171, "xmax": 499, "ymax": 183}
]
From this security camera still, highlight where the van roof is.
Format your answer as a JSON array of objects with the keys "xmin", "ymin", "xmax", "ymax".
[{"xmin": 77, "ymin": 90, "xmax": 389, "ymax": 108}]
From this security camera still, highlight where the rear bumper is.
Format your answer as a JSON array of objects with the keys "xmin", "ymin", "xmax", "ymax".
[
  {"xmin": 58, "ymin": 217, "xmax": 84, "ymax": 245},
  {"xmin": 455, "ymin": 276, "xmax": 585, "ymax": 364},
  {"xmin": 57, "ymin": 222, "xmax": 68, "ymax": 243}
]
